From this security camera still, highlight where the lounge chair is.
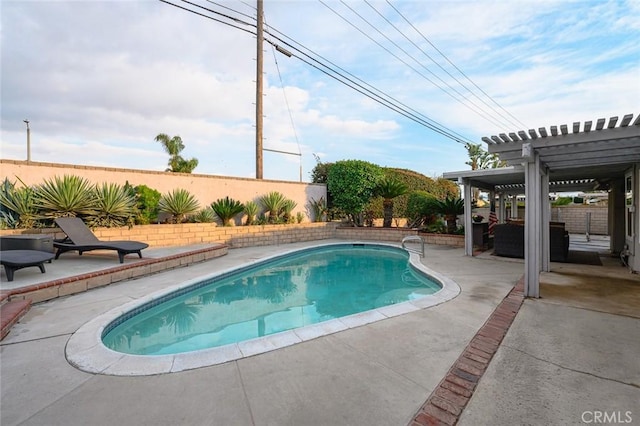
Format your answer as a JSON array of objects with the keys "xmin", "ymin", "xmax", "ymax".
[
  {"xmin": 53, "ymin": 217, "xmax": 148, "ymax": 263},
  {"xmin": 1, "ymin": 250, "xmax": 55, "ymax": 281}
]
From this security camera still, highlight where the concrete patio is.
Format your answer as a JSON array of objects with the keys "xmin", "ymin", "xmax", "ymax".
[{"xmin": 1, "ymin": 239, "xmax": 638, "ymax": 425}]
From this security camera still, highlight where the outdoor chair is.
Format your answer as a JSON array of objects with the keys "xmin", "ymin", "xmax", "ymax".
[{"xmin": 53, "ymin": 217, "xmax": 148, "ymax": 263}]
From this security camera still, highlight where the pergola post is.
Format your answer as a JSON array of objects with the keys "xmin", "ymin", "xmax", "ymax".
[
  {"xmin": 510, "ymin": 194, "xmax": 519, "ymax": 219},
  {"xmin": 541, "ymin": 171, "xmax": 550, "ymax": 272},
  {"xmin": 498, "ymin": 193, "xmax": 506, "ymax": 223},
  {"xmin": 462, "ymin": 178, "xmax": 473, "ymax": 256},
  {"xmin": 524, "ymin": 152, "xmax": 541, "ymax": 298}
]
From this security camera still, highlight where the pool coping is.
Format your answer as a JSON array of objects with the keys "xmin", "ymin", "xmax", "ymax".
[{"xmin": 65, "ymin": 242, "xmax": 461, "ymax": 376}]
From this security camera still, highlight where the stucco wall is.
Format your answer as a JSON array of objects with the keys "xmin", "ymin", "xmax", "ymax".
[{"xmin": 1, "ymin": 160, "xmax": 326, "ymax": 221}]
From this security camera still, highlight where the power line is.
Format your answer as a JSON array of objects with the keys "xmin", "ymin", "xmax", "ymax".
[
  {"xmin": 263, "ymin": 27, "xmax": 473, "ymax": 144},
  {"xmin": 385, "ymin": 0, "xmax": 529, "ymax": 129},
  {"xmin": 364, "ymin": 0, "xmax": 525, "ymax": 130},
  {"xmin": 160, "ymin": 0, "xmax": 474, "ymax": 144},
  {"xmin": 327, "ymin": 0, "xmax": 514, "ymax": 130}
]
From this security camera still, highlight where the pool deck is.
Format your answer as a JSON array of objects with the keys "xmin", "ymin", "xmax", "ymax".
[{"xmin": 1, "ymin": 239, "xmax": 639, "ymax": 425}]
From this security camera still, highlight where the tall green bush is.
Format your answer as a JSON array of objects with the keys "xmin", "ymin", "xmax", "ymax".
[
  {"xmin": 327, "ymin": 160, "xmax": 384, "ymax": 226},
  {"xmin": 132, "ymin": 184, "xmax": 161, "ymax": 224},
  {"xmin": 405, "ymin": 191, "xmax": 439, "ymax": 229}
]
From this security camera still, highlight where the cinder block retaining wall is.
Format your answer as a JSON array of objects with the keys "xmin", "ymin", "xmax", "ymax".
[
  {"xmin": 551, "ymin": 206, "xmax": 607, "ymax": 235},
  {"xmin": 1, "ymin": 222, "xmax": 464, "ymax": 249},
  {"xmin": 335, "ymin": 226, "xmax": 464, "ymax": 247},
  {"xmin": 476, "ymin": 205, "xmax": 608, "ymax": 235}
]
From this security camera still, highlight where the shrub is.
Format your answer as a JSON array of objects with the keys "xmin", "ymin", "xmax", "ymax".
[
  {"xmin": 405, "ymin": 191, "xmax": 439, "ymax": 229},
  {"xmin": 327, "ymin": 160, "xmax": 384, "ymax": 226},
  {"xmin": 192, "ymin": 207, "xmax": 216, "ymax": 223},
  {"xmin": 158, "ymin": 188, "xmax": 200, "ymax": 223},
  {"xmin": 34, "ymin": 175, "xmax": 97, "ymax": 219},
  {"xmin": 296, "ymin": 211, "xmax": 305, "ymax": 224},
  {"xmin": 281, "ymin": 199, "xmax": 297, "ymax": 223},
  {"xmin": 243, "ymin": 201, "xmax": 259, "ymax": 225},
  {"xmin": 0, "ymin": 178, "xmax": 38, "ymax": 229},
  {"xmin": 132, "ymin": 184, "xmax": 161, "ymax": 224},
  {"xmin": 308, "ymin": 197, "xmax": 327, "ymax": 222},
  {"xmin": 211, "ymin": 196, "xmax": 244, "ymax": 226},
  {"xmin": 87, "ymin": 182, "xmax": 137, "ymax": 228},
  {"xmin": 260, "ymin": 191, "xmax": 286, "ymax": 223}
]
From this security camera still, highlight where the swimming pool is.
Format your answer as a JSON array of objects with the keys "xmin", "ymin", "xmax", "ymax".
[
  {"xmin": 66, "ymin": 242, "xmax": 461, "ymax": 376},
  {"xmin": 102, "ymin": 244, "xmax": 441, "ymax": 356}
]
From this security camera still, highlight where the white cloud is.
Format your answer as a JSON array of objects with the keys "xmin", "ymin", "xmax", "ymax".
[{"xmin": 2, "ymin": 0, "xmax": 638, "ymax": 183}]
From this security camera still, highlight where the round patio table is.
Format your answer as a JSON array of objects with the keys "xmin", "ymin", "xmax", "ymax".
[{"xmin": 1, "ymin": 250, "xmax": 55, "ymax": 282}]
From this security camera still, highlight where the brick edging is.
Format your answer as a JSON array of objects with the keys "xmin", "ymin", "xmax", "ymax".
[
  {"xmin": 410, "ymin": 277, "xmax": 525, "ymax": 425},
  {"xmin": 0, "ymin": 245, "xmax": 228, "ymax": 304}
]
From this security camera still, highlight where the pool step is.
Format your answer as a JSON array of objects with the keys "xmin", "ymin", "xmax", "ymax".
[{"xmin": 1, "ymin": 299, "xmax": 32, "ymax": 341}]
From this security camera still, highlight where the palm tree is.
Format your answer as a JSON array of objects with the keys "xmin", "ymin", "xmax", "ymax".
[
  {"xmin": 434, "ymin": 196, "xmax": 464, "ymax": 234},
  {"xmin": 375, "ymin": 178, "xmax": 408, "ymax": 228},
  {"xmin": 155, "ymin": 133, "xmax": 199, "ymax": 173}
]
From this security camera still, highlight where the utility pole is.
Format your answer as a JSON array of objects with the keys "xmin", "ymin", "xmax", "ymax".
[
  {"xmin": 23, "ymin": 119, "xmax": 31, "ymax": 162},
  {"xmin": 255, "ymin": 0, "xmax": 264, "ymax": 179}
]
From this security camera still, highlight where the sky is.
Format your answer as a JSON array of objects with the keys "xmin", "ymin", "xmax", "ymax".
[{"xmin": 1, "ymin": 0, "xmax": 639, "ymax": 183}]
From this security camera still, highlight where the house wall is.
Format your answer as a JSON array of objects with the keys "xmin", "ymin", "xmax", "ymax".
[
  {"xmin": 0, "ymin": 160, "xmax": 326, "ymax": 221},
  {"xmin": 632, "ymin": 164, "xmax": 640, "ymax": 272}
]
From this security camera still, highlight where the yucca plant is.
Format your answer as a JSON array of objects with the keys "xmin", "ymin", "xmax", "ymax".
[
  {"xmin": 308, "ymin": 197, "xmax": 327, "ymax": 222},
  {"xmin": 243, "ymin": 200, "xmax": 259, "ymax": 226},
  {"xmin": 0, "ymin": 178, "xmax": 38, "ymax": 229},
  {"xmin": 211, "ymin": 196, "xmax": 244, "ymax": 226},
  {"xmin": 158, "ymin": 188, "xmax": 200, "ymax": 223},
  {"xmin": 281, "ymin": 198, "xmax": 297, "ymax": 223},
  {"xmin": 34, "ymin": 175, "xmax": 97, "ymax": 219},
  {"xmin": 86, "ymin": 182, "xmax": 137, "ymax": 228},
  {"xmin": 260, "ymin": 191, "xmax": 286, "ymax": 223},
  {"xmin": 296, "ymin": 211, "xmax": 305, "ymax": 224},
  {"xmin": 192, "ymin": 207, "xmax": 216, "ymax": 223}
]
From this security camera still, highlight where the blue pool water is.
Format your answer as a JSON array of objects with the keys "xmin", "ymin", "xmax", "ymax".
[{"xmin": 102, "ymin": 244, "xmax": 441, "ymax": 356}]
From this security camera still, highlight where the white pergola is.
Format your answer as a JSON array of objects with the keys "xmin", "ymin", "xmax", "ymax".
[{"xmin": 445, "ymin": 113, "xmax": 640, "ymax": 298}]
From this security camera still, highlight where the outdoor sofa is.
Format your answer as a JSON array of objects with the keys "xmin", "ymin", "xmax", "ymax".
[{"xmin": 493, "ymin": 221, "xmax": 569, "ymax": 262}]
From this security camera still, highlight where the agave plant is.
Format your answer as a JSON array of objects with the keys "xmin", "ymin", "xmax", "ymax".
[
  {"xmin": 34, "ymin": 175, "xmax": 97, "ymax": 219},
  {"xmin": 211, "ymin": 196, "xmax": 244, "ymax": 226},
  {"xmin": 243, "ymin": 200, "xmax": 259, "ymax": 226},
  {"xmin": 260, "ymin": 191, "xmax": 286, "ymax": 223},
  {"xmin": 86, "ymin": 182, "xmax": 137, "ymax": 228},
  {"xmin": 158, "ymin": 188, "xmax": 200, "ymax": 223},
  {"xmin": 0, "ymin": 178, "xmax": 38, "ymax": 229}
]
